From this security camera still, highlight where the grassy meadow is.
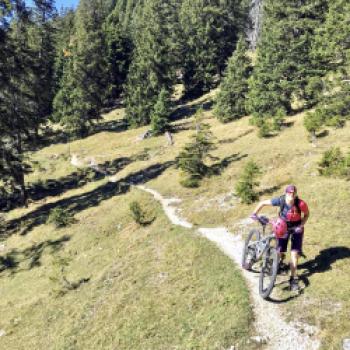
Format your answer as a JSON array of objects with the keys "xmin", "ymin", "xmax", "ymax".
[{"xmin": 1, "ymin": 88, "xmax": 350, "ymax": 349}]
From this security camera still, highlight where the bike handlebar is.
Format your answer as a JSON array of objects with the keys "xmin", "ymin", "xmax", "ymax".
[{"xmin": 251, "ymin": 215, "xmax": 270, "ymax": 226}]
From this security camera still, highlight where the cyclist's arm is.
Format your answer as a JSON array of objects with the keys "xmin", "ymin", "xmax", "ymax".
[
  {"xmin": 299, "ymin": 200, "xmax": 310, "ymax": 227},
  {"xmin": 252, "ymin": 199, "xmax": 273, "ymax": 215},
  {"xmin": 301, "ymin": 210, "xmax": 309, "ymax": 227}
]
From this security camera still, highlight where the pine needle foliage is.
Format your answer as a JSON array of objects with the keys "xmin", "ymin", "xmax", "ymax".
[
  {"xmin": 214, "ymin": 36, "xmax": 252, "ymax": 123},
  {"xmin": 235, "ymin": 160, "xmax": 261, "ymax": 204},
  {"xmin": 176, "ymin": 108, "xmax": 216, "ymax": 187},
  {"xmin": 248, "ymin": 0, "xmax": 329, "ymax": 136},
  {"xmin": 151, "ymin": 88, "xmax": 172, "ymax": 135},
  {"xmin": 318, "ymin": 147, "xmax": 350, "ymax": 178}
]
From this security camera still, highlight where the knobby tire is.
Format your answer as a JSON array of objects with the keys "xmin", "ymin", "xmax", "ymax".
[
  {"xmin": 259, "ymin": 246, "xmax": 279, "ymax": 299},
  {"xmin": 242, "ymin": 229, "xmax": 261, "ymax": 270}
]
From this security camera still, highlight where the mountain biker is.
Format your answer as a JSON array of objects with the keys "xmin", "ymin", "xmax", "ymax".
[{"xmin": 250, "ymin": 185, "xmax": 309, "ymax": 291}]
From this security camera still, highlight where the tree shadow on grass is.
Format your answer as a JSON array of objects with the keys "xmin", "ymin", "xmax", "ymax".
[
  {"xmin": 170, "ymin": 100, "xmax": 213, "ymax": 122},
  {"xmin": 0, "ymin": 235, "xmax": 70, "ymax": 275},
  {"xmin": 218, "ymin": 130, "xmax": 254, "ymax": 144},
  {"xmin": 257, "ymin": 184, "xmax": 284, "ymax": 197},
  {"xmin": 3, "ymin": 161, "xmax": 174, "ymax": 237},
  {"xmin": 31, "ymin": 119, "xmax": 128, "ymax": 152},
  {"xmin": 208, "ymin": 153, "xmax": 248, "ymax": 176},
  {"xmin": 0, "ymin": 157, "xmax": 133, "ymax": 212},
  {"xmin": 315, "ymin": 130, "xmax": 329, "ymax": 138},
  {"xmin": 281, "ymin": 121, "xmax": 295, "ymax": 129}
]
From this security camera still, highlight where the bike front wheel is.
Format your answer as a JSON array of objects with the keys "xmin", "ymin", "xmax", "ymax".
[
  {"xmin": 242, "ymin": 229, "xmax": 261, "ymax": 270},
  {"xmin": 259, "ymin": 246, "xmax": 279, "ymax": 299}
]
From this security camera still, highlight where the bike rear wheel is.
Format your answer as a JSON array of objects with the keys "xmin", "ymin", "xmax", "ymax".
[
  {"xmin": 259, "ymin": 246, "xmax": 279, "ymax": 299},
  {"xmin": 242, "ymin": 229, "xmax": 261, "ymax": 270}
]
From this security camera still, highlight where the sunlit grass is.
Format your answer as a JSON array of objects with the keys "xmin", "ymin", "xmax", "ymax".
[{"xmin": 2, "ymin": 88, "xmax": 350, "ymax": 349}]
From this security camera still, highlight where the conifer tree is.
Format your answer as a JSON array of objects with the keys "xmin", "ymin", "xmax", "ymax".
[
  {"xmin": 53, "ymin": 0, "xmax": 110, "ymax": 136},
  {"xmin": 248, "ymin": 0, "xmax": 329, "ymax": 135},
  {"xmin": 176, "ymin": 108, "xmax": 216, "ymax": 187},
  {"xmin": 0, "ymin": 2, "xmax": 36, "ymax": 205},
  {"xmin": 124, "ymin": 0, "xmax": 179, "ymax": 127},
  {"xmin": 29, "ymin": 0, "xmax": 56, "ymax": 138},
  {"xmin": 52, "ymin": 8, "xmax": 75, "ymax": 97},
  {"xmin": 151, "ymin": 88, "xmax": 171, "ymax": 135},
  {"xmin": 235, "ymin": 160, "xmax": 261, "ymax": 204},
  {"xmin": 303, "ymin": 0, "xmax": 350, "ymax": 137},
  {"xmin": 104, "ymin": 2, "xmax": 134, "ymax": 100},
  {"xmin": 214, "ymin": 36, "xmax": 252, "ymax": 122},
  {"xmin": 179, "ymin": 0, "xmax": 246, "ymax": 98}
]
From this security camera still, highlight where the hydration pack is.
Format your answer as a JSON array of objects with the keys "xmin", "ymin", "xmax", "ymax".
[{"xmin": 279, "ymin": 194, "xmax": 301, "ymax": 216}]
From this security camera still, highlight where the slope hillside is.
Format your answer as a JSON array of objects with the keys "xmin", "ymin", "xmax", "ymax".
[{"xmin": 1, "ymin": 90, "xmax": 350, "ymax": 350}]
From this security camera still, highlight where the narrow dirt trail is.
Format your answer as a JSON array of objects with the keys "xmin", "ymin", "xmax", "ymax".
[{"xmin": 137, "ymin": 185, "xmax": 320, "ymax": 350}]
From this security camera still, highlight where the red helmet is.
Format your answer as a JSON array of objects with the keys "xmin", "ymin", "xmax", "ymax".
[{"xmin": 271, "ymin": 218, "xmax": 288, "ymax": 238}]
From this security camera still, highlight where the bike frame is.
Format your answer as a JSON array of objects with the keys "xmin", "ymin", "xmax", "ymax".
[{"xmin": 248, "ymin": 219, "xmax": 276, "ymax": 261}]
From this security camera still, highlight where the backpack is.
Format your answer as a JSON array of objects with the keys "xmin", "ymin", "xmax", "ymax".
[{"xmin": 279, "ymin": 194, "xmax": 301, "ymax": 216}]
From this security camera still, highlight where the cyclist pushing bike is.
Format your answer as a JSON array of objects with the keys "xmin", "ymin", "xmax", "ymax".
[{"xmin": 251, "ymin": 185, "xmax": 309, "ymax": 292}]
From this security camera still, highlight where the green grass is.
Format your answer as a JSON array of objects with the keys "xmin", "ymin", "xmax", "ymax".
[
  {"xmin": 0, "ymin": 189, "xmax": 253, "ymax": 350},
  {"xmin": 2, "ymin": 88, "xmax": 350, "ymax": 349}
]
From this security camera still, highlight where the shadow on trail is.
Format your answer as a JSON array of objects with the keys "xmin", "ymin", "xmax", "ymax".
[
  {"xmin": 0, "ymin": 235, "xmax": 70, "ymax": 275},
  {"xmin": 3, "ymin": 161, "xmax": 174, "ymax": 237},
  {"xmin": 0, "ymin": 157, "xmax": 133, "ymax": 212}
]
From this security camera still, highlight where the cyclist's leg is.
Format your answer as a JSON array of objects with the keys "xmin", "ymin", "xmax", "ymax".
[
  {"xmin": 290, "ymin": 230, "xmax": 304, "ymax": 278},
  {"xmin": 277, "ymin": 235, "xmax": 289, "ymax": 272}
]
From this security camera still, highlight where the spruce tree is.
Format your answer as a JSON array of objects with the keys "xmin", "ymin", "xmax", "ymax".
[
  {"xmin": 151, "ymin": 88, "xmax": 171, "ymax": 135},
  {"xmin": 179, "ymin": 0, "xmax": 246, "ymax": 98},
  {"xmin": 214, "ymin": 36, "xmax": 252, "ymax": 122},
  {"xmin": 176, "ymin": 108, "xmax": 216, "ymax": 187},
  {"xmin": 248, "ymin": 0, "xmax": 329, "ymax": 135},
  {"xmin": 53, "ymin": 0, "xmax": 110, "ymax": 136},
  {"xmin": 235, "ymin": 160, "xmax": 261, "ymax": 204},
  {"xmin": 52, "ymin": 8, "xmax": 75, "ymax": 98},
  {"xmin": 304, "ymin": 0, "xmax": 350, "ymax": 137},
  {"xmin": 124, "ymin": 0, "xmax": 179, "ymax": 127},
  {"xmin": 0, "ymin": 2, "xmax": 36, "ymax": 205},
  {"xmin": 103, "ymin": 2, "xmax": 134, "ymax": 100},
  {"xmin": 29, "ymin": 0, "xmax": 56, "ymax": 138}
]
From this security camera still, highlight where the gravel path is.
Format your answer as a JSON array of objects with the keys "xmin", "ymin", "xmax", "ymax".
[{"xmin": 137, "ymin": 185, "xmax": 320, "ymax": 350}]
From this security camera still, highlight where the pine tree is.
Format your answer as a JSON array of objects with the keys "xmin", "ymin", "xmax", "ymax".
[
  {"xmin": 53, "ymin": 0, "xmax": 110, "ymax": 136},
  {"xmin": 52, "ymin": 8, "xmax": 75, "ymax": 98},
  {"xmin": 176, "ymin": 108, "xmax": 216, "ymax": 187},
  {"xmin": 103, "ymin": 2, "xmax": 134, "ymax": 100},
  {"xmin": 124, "ymin": 0, "xmax": 179, "ymax": 127},
  {"xmin": 248, "ymin": 0, "xmax": 329, "ymax": 135},
  {"xmin": 0, "ymin": 2, "xmax": 36, "ymax": 205},
  {"xmin": 151, "ymin": 88, "xmax": 171, "ymax": 135},
  {"xmin": 179, "ymin": 0, "xmax": 247, "ymax": 98},
  {"xmin": 214, "ymin": 36, "xmax": 252, "ymax": 122},
  {"xmin": 303, "ymin": 0, "xmax": 350, "ymax": 136},
  {"xmin": 235, "ymin": 160, "xmax": 261, "ymax": 204},
  {"xmin": 29, "ymin": 0, "xmax": 56, "ymax": 138}
]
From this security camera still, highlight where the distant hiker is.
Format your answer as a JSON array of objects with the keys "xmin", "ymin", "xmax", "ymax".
[{"xmin": 250, "ymin": 185, "xmax": 309, "ymax": 291}]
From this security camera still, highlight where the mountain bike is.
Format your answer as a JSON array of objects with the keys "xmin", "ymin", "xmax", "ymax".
[{"xmin": 242, "ymin": 215, "xmax": 279, "ymax": 299}]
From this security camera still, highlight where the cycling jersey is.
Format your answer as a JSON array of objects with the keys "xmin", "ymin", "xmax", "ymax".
[{"xmin": 271, "ymin": 196, "xmax": 309, "ymax": 223}]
